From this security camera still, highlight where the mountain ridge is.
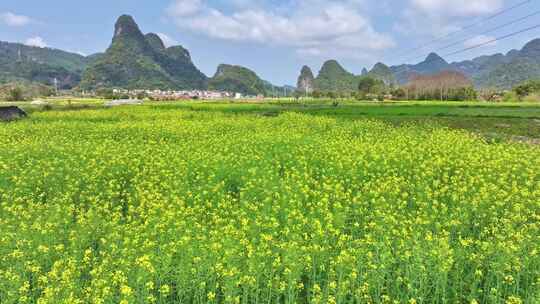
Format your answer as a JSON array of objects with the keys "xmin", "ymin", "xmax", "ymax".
[
  {"xmin": 208, "ymin": 64, "xmax": 267, "ymax": 96},
  {"xmin": 389, "ymin": 40, "xmax": 540, "ymax": 88},
  {"xmin": 0, "ymin": 40, "xmax": 96, "ymax": 88},
  {"xmin": 1, "ymin": 14, "xmax": 540, "ymax": 91},
  {"xmin": 80, "ymin": 15, "xmax": 207, "ymax": 90}
]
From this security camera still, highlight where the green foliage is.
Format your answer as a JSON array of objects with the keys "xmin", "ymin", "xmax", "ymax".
[
  {"xmin": 326, "ymin": 91, "xmax": 337, "ymax": 99},
  {"xmin": 144, "ymin": 33, "xmax": 165, "ymax": 51},
  {"xmin": 0, "ymin": 41, "xmax": 90, "ymax": 89},
  {"xmin": 7, "ymin": 86, "xmax": 23, "ymax": 101},
  {"xmin": 311, "ymin": 90, "xmax": 323, "ymax": 98},
  {"xmin": 314, "ymin": 60, "xmax": 360, "ymax": 92},
  {"xmin": 0, "ymin": 82, "xmax": 54, "ymax": 101},
  {"xmin": 513, "ymin": 79, "xmax": 540, "ymax": 99},
  {"xmin": 502, "ymin": 91, "xmax": 518, "ymax": 102},
  {"xmin": 452, "ymin": 87, "xmax": 478, "ymax": 101},
  {"xmin": 471, "ymin": 39, "xmax": 540, "ymax": 89},
  {"xmin": 357, "ymin": 76, "xmax": 385, "ymax": 95},
  {"xmin": 80, "ymin": 15, "xmax": 207, "ymax": 90},
  {"xmin": 208, "ymin": 64, "xmax": 266, "ymax": 96},
  {"xmin": 411, "ymin": 87, "xmax": 477, "ymax": 101},
  {"xmin": 391, "ymin": 88, "xmax": 406, "ymax": 99},
  {"xmin": 367, "ymin": 63, "xmax": 396, "ymax": 86},
  {"xmin": 476, "ymin": 59, "xmax": 540, "ymax": 90}
]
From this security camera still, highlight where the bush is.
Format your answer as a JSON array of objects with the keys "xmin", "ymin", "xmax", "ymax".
[
  {"xmin": 450, "ymin": 87, "xmax": 477, "ymax": 101},
  {"xmin": 326, "ymin": 91, "xmax": 337, "ymax": 99},
  {"xmin": 7, "ymin": 87, "xmax": 24, "ymax": 101},
  {"xmin": 503, "ymin": 91, "xmax": 519, "ymax": 102},
  {"xmin": 358, "ymin": 76, "xmax": 385, "ymax": 95},
  {"xmin": 391, "ymin": 88, "xmax": 406, "ymax": 100},
  {"xmin": 513, "ymin": 79, "xmax": 540, "ymax": 99}
]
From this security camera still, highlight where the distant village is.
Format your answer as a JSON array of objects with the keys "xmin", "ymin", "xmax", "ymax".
[{"xmin": 109, "ymin": 89, "xmax": 260, "ymax": 101}]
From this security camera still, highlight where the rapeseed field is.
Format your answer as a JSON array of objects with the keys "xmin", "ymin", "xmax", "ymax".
[{"xmin": 0, "ymin": 105, "xmax": 538, "ymax": 303}]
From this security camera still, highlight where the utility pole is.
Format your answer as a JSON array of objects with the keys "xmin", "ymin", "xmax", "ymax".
[{"xmin": 54, "ymin": 78, "xmax": 58, "ymax": 95}]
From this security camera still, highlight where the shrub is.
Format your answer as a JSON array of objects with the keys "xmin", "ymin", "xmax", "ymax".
[
  {"xmin": 513, "ymin": 79, "xmax": 540, "ymax": 99},
  {"xmin": 503, "ymin": 91, "xmax": 519, "ymax": 102},
  {"xmin": 7, "ymin": 87, "xmax": 24, "ymax": 101}
]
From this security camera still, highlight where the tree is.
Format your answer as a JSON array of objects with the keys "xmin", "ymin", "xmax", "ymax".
[
  {"xmin": 405, "ymin": 71, "xmax": 476, "ymax": 101},
  {"xmin": 8, "ymin": 87, "xmax": 24, "ymax": 101},
  {"xmin": 358, "ymin": 76, "xmax": 385, "ymax": 95},
  {"xmin": 513, "ymin": 79, "xmax": 540, "ymax": 99},
  {"xmin": 311, "ymin": 90, "xmax": 323, "ymax": 99},
  {"xmin": 391, "ymin": 88, "xmax": 406, "ymax": 100}
]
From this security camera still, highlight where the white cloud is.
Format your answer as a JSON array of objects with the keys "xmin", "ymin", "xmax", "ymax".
[
  {"xmin": 157, "ymin": 32, "xmax": 179, "ymax": 47},
  {"xmin": 396, "ymin": 0, "xmax": 504, "ymax": 40},
  {"xmin": 411, "ymin": 0, "xmax": 503, "ymax": 17},
  {"xmin": 25, "ymin": 36, "xmax": 47, "ymax": 48},
  {"xmin": 463, "ymin": 35, "xmax": 497, "ymax": 48},
  {"xmin": 166, "ymin": 0, "xmax": 395, "ymax": 58},
  {"xmin": 0, "ymin": 12, "xmax": 32, "ymax": 27},
  {"xmin": 168, "ymin": 0, "xmax": 203, "ymax": 17},
  {"xmin": 397, "ymin": 8, "xmax": 461, "ymax": 38}
]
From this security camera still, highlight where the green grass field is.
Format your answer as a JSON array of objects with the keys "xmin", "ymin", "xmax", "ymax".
[{"xmin": 0, "ymin": 100, "xmax": 539, "ymax": 303}]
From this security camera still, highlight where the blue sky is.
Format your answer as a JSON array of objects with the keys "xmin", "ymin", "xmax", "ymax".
[{"xmin": 1, "ymin": 0, "xmax": 540, "ymax": 85}]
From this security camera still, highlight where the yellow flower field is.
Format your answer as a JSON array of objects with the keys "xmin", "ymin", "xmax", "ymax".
[{"xmin": 0, "ymin": 105, "xmax": 539, "ymax": 303}]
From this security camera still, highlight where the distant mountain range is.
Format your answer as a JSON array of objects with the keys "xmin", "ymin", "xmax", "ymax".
[
  {"xmin": 0, "ymin": 15, "xmax": 289, "ymax": 96},
  {"xmin": 390, "ymin": 39, "xmax": 540, "ymax": 89},
  {"xmin": 0, "ymin": 40, "xmax": 96, "ymax": 89},
  {"xmin": 297, "ymin": 61, "xmax": 397, "ymax": 93},
  {"xmin": 300, "ymin": 38, "xmax": 540, "ymax": 92},
  {"xmin": 1, "ymin": 14, "xmax": 540, "ymax": 93}
]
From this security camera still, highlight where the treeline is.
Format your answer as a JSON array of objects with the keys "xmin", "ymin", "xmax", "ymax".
[
  {"xmin": 298, "ymin": 70, "xmax": 540, "ymax": 103},
  {"xmin": 0, "ymin": 82, "xmax": 55, "ymax": 101},
  {"xmin": 403, "ymin": 71, "xmax": 477, "ymax": 101},
  {"xmin": 298, "ymin": 71, "xmax": 478, "ymax": 101}
]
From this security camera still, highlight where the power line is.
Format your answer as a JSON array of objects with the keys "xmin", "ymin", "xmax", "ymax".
[
  {"xmin": 445, "ymin": 23, "xmax": 540, "ymax": 57},
  {"xmin": 404, "ymin": 9, "xmax": 540, "ymax": 63},
  {"xmin": 437, "ymin": 10, "xmax": 540, "ymax": 53},
  {"xmin": 392, "ymin": 23, "xmax": 540, "ymax": 77},
  {"xmin": 394, "ymin": 0, "xmax": 532, "ymax": 59}
]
